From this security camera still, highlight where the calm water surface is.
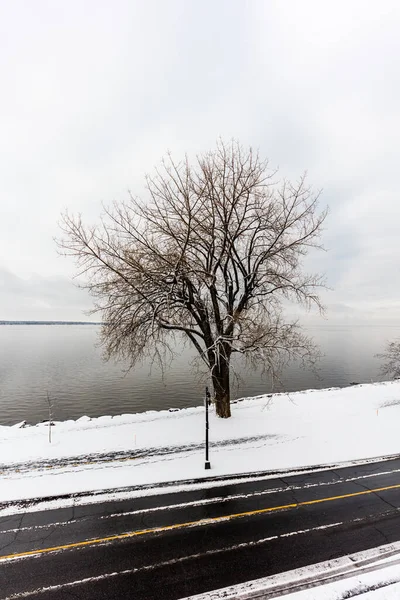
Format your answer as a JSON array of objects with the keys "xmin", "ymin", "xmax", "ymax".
[{"xmin": 0, "ymin": 324, "xmax": 397, "ymax": 425}]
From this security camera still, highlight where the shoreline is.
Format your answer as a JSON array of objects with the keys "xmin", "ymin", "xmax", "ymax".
[
  {"xmin": 0, "ymin": 380, "xmax": 400, "ymax": 505},
  {"xmin": 1, "ymin": 379, "xmax": 389, "ymax": 429}
]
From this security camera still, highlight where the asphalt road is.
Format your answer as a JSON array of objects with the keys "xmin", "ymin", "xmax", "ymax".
[{"xmin": 2, "ymin": 457, "xmax": 400, "ymax": 599}]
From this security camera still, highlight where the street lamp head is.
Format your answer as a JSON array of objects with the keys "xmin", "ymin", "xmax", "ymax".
[{"xmin": 205, "ymin": 386, "xmax": 211, "ymax": 405}]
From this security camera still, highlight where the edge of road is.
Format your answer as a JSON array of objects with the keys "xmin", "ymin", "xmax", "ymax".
[
  {"xmin": 179, "ymin": 541, "xmax": 400, "ymax": 599},
  {"xmin": 2, "ymin": 451, "xmax": 400, "ymax": 514}
]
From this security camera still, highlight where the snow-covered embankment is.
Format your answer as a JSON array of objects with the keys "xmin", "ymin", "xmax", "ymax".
[{"xmin": 1, "ymin": 380, "xmax": 400, "ymax": 506}]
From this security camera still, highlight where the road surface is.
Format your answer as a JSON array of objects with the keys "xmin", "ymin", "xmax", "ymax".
[{"xmin": 2, "ymin": 456, "xmax": 400, "ymax": 599}]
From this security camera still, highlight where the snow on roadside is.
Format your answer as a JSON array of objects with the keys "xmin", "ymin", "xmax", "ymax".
[
  {"xmin": 183, "ymin": 543, "xmax": 400, "ymax": 599},
  {"xmin": 1, "ymin": 380, "xmax": 400, "ymax": 505},
  {"xmin": 278, "ymin": 563, "xmax": 400, "ymax": 599}
]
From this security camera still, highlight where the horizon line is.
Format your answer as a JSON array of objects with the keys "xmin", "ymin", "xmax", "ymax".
[{"xmin": 0, "ymin": 320, "xmax": 103, "ymax": 325}]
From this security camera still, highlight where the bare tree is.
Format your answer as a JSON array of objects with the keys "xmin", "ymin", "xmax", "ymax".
[
  {"xmin": 376, "ymin": 341, "xmax": 400, "ymax": 379},
  {"xmin": 57, "ymin": 140, "xmax": 327, "ymax": 418}
]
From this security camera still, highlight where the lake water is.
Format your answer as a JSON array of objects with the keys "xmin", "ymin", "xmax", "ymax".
[{"xmin": 0, "ymin": 323, "xmax": 397, "ymax": 425}]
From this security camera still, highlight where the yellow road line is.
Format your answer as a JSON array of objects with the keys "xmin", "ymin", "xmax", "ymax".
[{"xmin": 2, "ymin": 481, "xmax": 400, "ymax": 562}]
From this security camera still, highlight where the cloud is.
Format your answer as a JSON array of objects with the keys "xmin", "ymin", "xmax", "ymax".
[
  {"xmin": 0, "ymin": 267, "xmax": 93, "ymax": 321},
  {"xmin": 1, "ymin": 0, "xmax": 400, "ymax": 319}
]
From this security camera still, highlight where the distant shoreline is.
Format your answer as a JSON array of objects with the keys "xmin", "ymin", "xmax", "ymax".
[{"xmin": 0, "ymin": 321, "xmax": 103, "ymax": 326}]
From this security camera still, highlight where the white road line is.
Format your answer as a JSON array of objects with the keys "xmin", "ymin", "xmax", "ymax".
[
  {"xmin": 179, "ymin": 542, "xmax": 400, "ymax": 600},
  {"xmin": 3, "ymin": 519, "xmax": 347, "ymax": 596},
  {"xmin": 1, "ymin": 456, "xmax": 397, "ymax": 520},
  {"xmin": 1, "ymin": 466, "xmax": 400, "ymax": 535}
]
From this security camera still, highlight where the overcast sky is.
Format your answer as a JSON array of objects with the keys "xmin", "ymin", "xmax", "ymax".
[{"xmin": 1, "ymin": 0, "xmax": 400, "ymax": 322}]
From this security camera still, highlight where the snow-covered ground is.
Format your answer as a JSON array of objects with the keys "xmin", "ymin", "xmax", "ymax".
[
  {"xmin": 184, "ymin": 541, "xmax": 400, "ymax": 599},
  {"xmin": 284, "ymin": 570, "xmax": 400, "ymax": 600},
  {"xmin": 1, "ymin": 380, "xmax": 400, "ymax": 506},
  {"xmin": 2, "ymin": 380, "xmax": 400, "ymax": 598}
]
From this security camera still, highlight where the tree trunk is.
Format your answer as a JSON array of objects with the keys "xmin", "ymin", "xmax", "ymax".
[{"xmin": 212, "ymin": 359, "xmax": 231, "ymax": 418}]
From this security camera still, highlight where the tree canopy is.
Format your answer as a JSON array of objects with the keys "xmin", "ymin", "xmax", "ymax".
[{"xmin": 58, "ymin": 140, "xmax": 327, "ymax": 417}]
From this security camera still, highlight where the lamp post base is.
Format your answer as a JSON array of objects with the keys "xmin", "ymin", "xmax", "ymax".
[{"xmin": 205, "ymin": 461, "xmax": 211, "ymax": 470}]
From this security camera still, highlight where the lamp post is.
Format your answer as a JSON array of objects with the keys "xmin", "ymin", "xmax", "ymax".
[
  {"xmin": 205, "ymin": 386, "xmax": 211, "ymax": 470},
  {"xmin": 163, "ymin": 274, "xmax": 211, "ymax": 469}
]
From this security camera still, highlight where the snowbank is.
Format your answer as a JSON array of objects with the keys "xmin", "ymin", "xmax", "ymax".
[
  {"xmin": 1, "ymin": 380, "xmax": 400, "ymax": 505},
  {"xmin": 185, "ymin": 541, "xmax": 400, "ymax": 599}
]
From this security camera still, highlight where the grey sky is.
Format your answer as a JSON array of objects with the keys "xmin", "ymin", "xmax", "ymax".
[{"xmin": 1, "ymin": 0, "xmax": 399, "ymax": 322}]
